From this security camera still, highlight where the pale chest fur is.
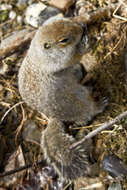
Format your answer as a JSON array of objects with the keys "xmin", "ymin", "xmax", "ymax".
[
  {"xmin": 18, "ymin": 55, "xmax": 67, "ymax": 114},
  {"xmin": 19, "ymin": 56, "xmax": 48, "ymax": 111}
]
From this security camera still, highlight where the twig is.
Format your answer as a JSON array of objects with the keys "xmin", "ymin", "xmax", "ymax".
[
  {"xmin": 63, "ymin": 181, "xmax": 72, "ymax": 190},
  {"xmin": 15, "ymin": 104, "xmax": 26, "ymax": 144},
  {"xmin": 113, "ymin": 3, "xmax": 127, "ymax": 22},
  {"xmin": 70, "ymin": 110, "xmax": 127, "ymax": 149},
  {"xmin": 0, "ymin": 160, "xmax": 44, "ymax": 178},
  {"xmin": 0, "ymin": 29, "xmax": 36, "ymax": 60},
  {"xmin": 0, "ymin": 101, "xmax": 24, "ymax": 124},
  {"xmin": 104, "ymin": 34, "xmax": 123, "ymax": 60}
]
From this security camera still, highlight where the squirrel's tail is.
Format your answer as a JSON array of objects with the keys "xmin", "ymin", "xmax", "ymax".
[
  {"xmin": 41, "ymin": 119, "xmax": 127, "ymax": 181},
  {"xmin": 41, "ymin": 118, "xmax": 92, "ymax": 181}
]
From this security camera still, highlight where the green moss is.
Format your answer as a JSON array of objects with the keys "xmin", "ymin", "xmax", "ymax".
[{"xmin": 0, "ymin": 10, "xmax": 8, "ymax": 22}]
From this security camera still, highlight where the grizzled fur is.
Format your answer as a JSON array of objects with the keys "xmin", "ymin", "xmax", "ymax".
[
  {"xmin": 18, "ymin": 17, "xmax": 106, "ymax": 126},
  {"xmin": 41, "ymin": 118, "xmax": 92, "ymax": 181},
  {"xmin": 18, "ymin": 16, "xmax": 108, "ymax": 180}
]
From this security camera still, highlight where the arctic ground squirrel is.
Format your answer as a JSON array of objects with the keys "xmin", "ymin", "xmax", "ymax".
[{"xmin": 18, "ymin": 16, "xmax": 108, "ymax": 181}]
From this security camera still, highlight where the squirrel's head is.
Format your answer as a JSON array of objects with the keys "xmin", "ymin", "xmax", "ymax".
[{"xmin": 29, "ymin": 16, "xmax": 88, "ymax": 73}]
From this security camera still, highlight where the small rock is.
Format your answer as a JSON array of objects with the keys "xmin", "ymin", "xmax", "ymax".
[
  {"xmin": 38, "ymin": 6, "xmax": 61, "ymax": 26},
  {"xmin": 102, "ymin": 155, "xmax": 127, "ymax": 179},
  {"xmin": 0, "ymin": 62, "xmax": 8, "ymax": 75},
  {"xmin": 25, "ymin": 3, "xmax": 47, "ymax": 27},
  {"xmin": 22, "ymin": 120, "xmax": 41, "ymax": 143},
  {"xmin": 25, "ymin": 3, "xmax": 61, "ymax": 27},
  {"xmin": 0, "ymin": 4, "xmax": 12, "ymax": 11},
  {"xmin": 49, "ymin": 0, "xmax": 75, "ymax": 11},
  {"xmin": 108, "ymin": 182, "xmax": 123, "ymax": 190},
  {"xmin": 9, "ymin": 10, "xmax": 16, "ymax": 20},
  {"xmin": 17, "ymin": 15, "xmax": 23, "ymax": 24}
]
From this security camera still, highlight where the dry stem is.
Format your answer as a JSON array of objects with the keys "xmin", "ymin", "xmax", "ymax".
[{"xmin": 70, "ymin": 110, "xmax": 127, "ymax": 149}]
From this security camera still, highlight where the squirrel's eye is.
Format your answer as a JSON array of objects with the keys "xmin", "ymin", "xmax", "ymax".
[
  {"xmin": 59, "ymin": 38, "xmax": 69, "ymax": 43},
  {"xmin": 44, "ymin": 43, "xmax": 51, "ymax": 49}
]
